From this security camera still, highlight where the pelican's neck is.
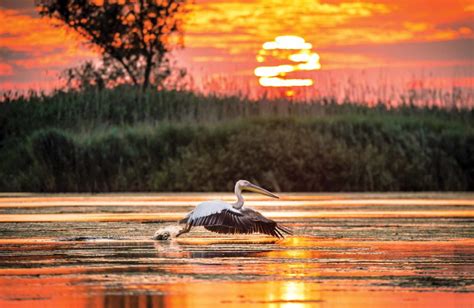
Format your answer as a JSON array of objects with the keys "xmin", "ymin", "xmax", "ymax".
[{"xmin": 232, "ymin": 184, "xmax": 244, "ymax": 209}]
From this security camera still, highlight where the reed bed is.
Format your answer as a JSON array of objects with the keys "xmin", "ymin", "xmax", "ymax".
[{"xmin": 0, "ymin": 86, "xmax": 472, "ymax": 192}]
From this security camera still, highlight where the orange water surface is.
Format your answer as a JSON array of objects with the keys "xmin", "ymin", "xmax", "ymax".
[{"xmin": 0, "ymin": 193, "xmax": 473, "ymax": 307}]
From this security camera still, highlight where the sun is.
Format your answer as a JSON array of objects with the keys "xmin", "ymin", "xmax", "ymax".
[{"xmin": 254, "ymin": 35, "xmax": 321, "ymax": 90}]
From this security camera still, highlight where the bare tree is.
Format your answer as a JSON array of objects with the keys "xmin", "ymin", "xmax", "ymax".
[{"xmin": 36, "ymin": 0, "xmax": 188, "ymax": 90}]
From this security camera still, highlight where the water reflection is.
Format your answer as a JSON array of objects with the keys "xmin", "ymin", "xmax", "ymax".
[
  {"xmin": 100, "ymin": 293, "xmax": 165, "ymax": 308},
  {"xmin": 2, "ymin": 279, "xmax": 474, "ymax": 308},
  {"xmin": 0, "ymin": 194, "xmax": 473, "ymax": 307},
  {"xmin": 153, "ymin": 240, "xmax": 274, "ymax": 259}
]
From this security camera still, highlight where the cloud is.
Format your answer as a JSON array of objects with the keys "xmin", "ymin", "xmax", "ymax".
[
  {"xmin": 0, "ymin": 63, "xmax": 13, "ymax": 76},
  {"xmin": 186, "ymin": 0, "xmax": 394, "ymax": 48},
  {"xmin": 0, "ymin": 0, "xmax": 36, "ymax": 16},
  {"xmin": 0, "ymin": 47, "xmax": 30, "ymax": 61},
  {"xmin": 0, "ymin": 9, "xmax": 89, "ymax": 53},
  {"xmin": 1, "ymin": 0, "xmax": 474, "ymax": 92},
  {"xmin": 0, "ymin": 8, "xmax": 98, "ymax": 92},
  {"xmin": 320, "ymin": 39, "xmax": 474, "ymax": 64}
]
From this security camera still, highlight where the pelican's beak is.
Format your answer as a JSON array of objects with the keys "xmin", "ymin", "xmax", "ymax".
[{"xmin": 245, "ymin": 183, "xmax": 279, "ymax": 199}]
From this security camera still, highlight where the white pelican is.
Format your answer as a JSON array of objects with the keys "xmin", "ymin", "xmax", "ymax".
[{"xmin": 176, "ymin": 180, "xmax": 292, "ymax": 238}]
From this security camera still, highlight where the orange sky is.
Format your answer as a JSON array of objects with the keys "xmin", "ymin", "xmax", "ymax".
[{"xmin": 0, "ymin": 0, "xmax": 473, "ymax": 94}]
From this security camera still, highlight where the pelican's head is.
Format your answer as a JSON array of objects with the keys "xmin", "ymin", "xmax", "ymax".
[{"xmin": 236, "ymin": 180, "xmax": 279, "ymax": 199}]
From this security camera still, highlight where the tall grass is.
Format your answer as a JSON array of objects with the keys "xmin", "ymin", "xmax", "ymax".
[{"xmin": 0, "ymin": 86, "xmax": 473, "ymax": 192}]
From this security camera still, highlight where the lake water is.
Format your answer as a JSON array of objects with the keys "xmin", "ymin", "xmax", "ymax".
[{"xmin": 0, "ymin": 193, "xmax": 473, "ymax": 307}]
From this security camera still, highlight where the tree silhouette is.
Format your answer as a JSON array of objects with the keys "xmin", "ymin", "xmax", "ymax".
[{"xmin": 36, "ymin": 0, "xmax": 188, "ymax": 90}]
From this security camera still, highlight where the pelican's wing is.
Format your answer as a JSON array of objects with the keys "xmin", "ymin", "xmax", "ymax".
[
  {"xmin": 179, "ymin": 200, "xmax": 242, "ymax": 225},
  {"xmin": 205, "ymin": 208, "xmax": 293, "ymax": 239}
]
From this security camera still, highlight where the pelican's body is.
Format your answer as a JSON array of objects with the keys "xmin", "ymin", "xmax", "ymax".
[{"xmin": 176, "ymin": 180, "xmax": 292, "ymax": 238}]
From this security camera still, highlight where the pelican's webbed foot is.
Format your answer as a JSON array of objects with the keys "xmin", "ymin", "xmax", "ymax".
[{"xmin": 176, "ymin": 224, "xmax": 191, "ymax": 238}]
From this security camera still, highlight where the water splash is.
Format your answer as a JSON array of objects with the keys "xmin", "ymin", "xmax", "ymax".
[{"xmin": 153, "ymin": 225, "xmax": 183, "ymax": 240}]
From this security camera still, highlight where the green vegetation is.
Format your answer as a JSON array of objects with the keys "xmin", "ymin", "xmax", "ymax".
[{"xmin": 1, "ymin": 87, "xmax": 473, "ymax": 192}]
